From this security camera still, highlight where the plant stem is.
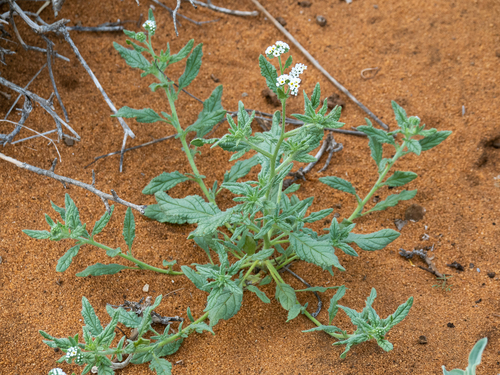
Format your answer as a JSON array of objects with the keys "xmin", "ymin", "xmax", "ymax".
[
  {"xmin": 275, "ymin": 254, "xmax": 298, "ymax": 270},
  {"xmin": 303, "ymin": 310, "xmax": 346, "ymax": 339},
  {"xmin": 347, "ymin": 140, "xmax": 407, "ymax": 221},
  {"xmin": 238, "ymin": 260, "xmax": 260, "ymax": 287},
  {"xmin": 79, "ymin": 238, "xmax": 183, "ymax": 275},
  {"xmin": 265, "ymin": 260, "xmax": 285, "ymax": 284}
]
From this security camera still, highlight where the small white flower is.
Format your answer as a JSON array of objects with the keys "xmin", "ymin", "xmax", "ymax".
[
  {"xmin": 276, "ymin": 74, "xmax": 289, "ymax": 87},
  {"xmin": 290, "ymin": 63, "xmax": 307, "ymax": 78},
  {"xmin": 265, "ymin": 45, "xmax": 276, "ymax": 55},
  {"xmin": 288, "ymin": 77, "xmax": 301, "ymax": 96},
  {"xmin": 276, "ymin": 41, "xmax": 290, "ymax": 51},
  {"xmin": 66, "ymin": 346, "xmax": 80, "ymax": 360},
  {"xmin": 48, "ymin": 369, "xmax": 67, "ymax": 375},
  {"xmin": 143, "ymin": 20, "xmax": 156, "ymax": 34}
]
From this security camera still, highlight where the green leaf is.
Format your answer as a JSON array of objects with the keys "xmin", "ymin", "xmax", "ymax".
[
  {"xmin": 346, "ymin": 229, "xmax": 400, "ymax": 251},
  {"xmin": 150, "ymin": 356, "xmax": 172, "ymax": 375},
  {"xmin": 286, "ymin": 303, "xmax": 303, "ymax": 322},
  {"xmin": 384, "ymin": 171, "xmax": 418, "ymax": 187},
  {"xmin": 382, "ymin": 296, "xmax": 413, "ymax": 329},
  {"xmin": 419, "ymin": 130, "xmax": 452, "ymax": 151},
  {"xmin": 178, "ymin": 43, "xmax": 203, "ymax": 91},
  {"xmin": 206, "ymin": 288, "xmax": 243, "ymax": 326},
  {"xmin": 368, "ymin": 136, "xmax": 383, "ymax": 168},
  {"xmin": 259, "ymin": 54, "xmax": 278, "ymax": 94},
  {"xmin": 319, "ymin": 176, "xmax": 357, "ymax": 196},
  {"xmin": 190, "ymin": 138, "xmax": 219, "ymax": 147},
  {"xmin": 76, "ymin": 263, "xmax": 127, "ymax": 277},
  {"xmin": 303, "ymin": 325, "xmax": 343, "ymax": 334},
  {"xmin": 92, "ymin": 205, "xmax": 115, "ymax": 236},
  {"xmin": 143, "ymin": 204, "xmax": 169, "ymax": 222},
  {"xmin": 283, "ymin": 183, "xmax": 301, "ymax": 194},
  {"xmin": 106, "ymin": 247, "xmax": 122, "ymax": 257},
  {"xmin": 56, "ymin": 245, "xmax": 80, "ymax": 272},
  {"xmin": 155, "ymin": 192, "xmax": 219, "ymax": 224},
  {"xmin": 114, "ymin": 42, "xmax": 150, "ymax": 70},
  {"xmin": 142, "ymin": 172, "xmax": 189, "ymax": 195},
  {"xmin": 247, "ymin": 285, "xmax": 270, "ymax": 303},
  {"xmin": 223, "ymin": 156, "xmax": 260, "ymax": 183},
  {"xmin": 181, "ymin": 266, "xmax": 207, "ymax": 291},
  {"xmin": 23, "ymin": 229, "xmax": 51, "ymax": 240},
  {"xmin": 370, "ymin": 190, "xmax": 417, "ymax": 212},
  {"xmin": 96, "ymin": 310, "xmax": 118, "ymax": 347},
  {"xmin": 186, "ymin": 85, "xmax": 226, "ymax": 138},
  {"xmin": 97, "ymin": 363, "xmax": 115, "ymax": 375},
  {"xmin": 65, "ymin": 194, "xmax": 80, "ymax": 230},
  {"xmin": 406, "ymin": 138, "xmax": 422, "ymax": 155},
  {"xmin": 328, "ymin": 285, "xmax": 346, "ymax": 324},
  {"xmin": 284, "ymin": 55, "xmax": 293, "ymax": 70},
  {"xmin": 187, "ymin": 307, "xmax": 195, "ymax": 322},
  {"xmin": 310, "ymin": 83, "xmax": 321, "ymax": 109},
  {"xmin": 357, "ymin": 126, "xmax": 395, "ymax": 145},
  {"xmin": 304, "ymin": 209, "xmax": 333, "ymax": 223},
  {"xmin": 188, "ymin": 209, "xmax": 233, "ymax": 238},
  {"xmin": 169, "ymin": 39, "xmax": 194, "ymax": 64},
  {"xmin": 467, "ymin": 337, "xmax": 488, "ymax": 373},
  {"xmin": 51, "ymin": 201, "xmax": 66, "ymax": 221},
  {"xmin": 295, "ymin": 286, "xmax": 339, "ymax": 293},
  {"xmin": 106, "ymin": 305, "xmax": 141, "ymax": 328},
  {"xmin": 81, "ymin": 297, "xmax": 103, "ymax": 336},
  {"xmin": 289, "ymin": 232, "xmax": 345, "ymax": 271},
  {"xmin": 113, "ymin": 107, "xmax": 164, "ymax": 123},
  {"xmin": 442, "ymin": 369, "xmax": 466, "ymax": 375},
  {"xmin": 391, "ymin": 101, "xmax": 407, "ymax": 128},
  {"xmin": 122, "ymin": 207, "xmax": 135, "ymax": 251},
  {"xmin": 275, "ymin": 283, "xmax": 297, "ymax": 311},
  {"xmin": 376, "ymin": 338, "xmax": 394, "ymax": 352},
  {"xmin": 335, "ymin": 242, "xmax": 358, "ymax": 257}
]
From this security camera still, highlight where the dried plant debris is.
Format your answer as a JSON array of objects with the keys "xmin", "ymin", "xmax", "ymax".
[
  {"xmin": 316, "ymin": 15, "xmax": 327, "ymax": 27},
  {"xmin": 399, "ymin": 247, "xmax": 444, "ymax": 279},
  {"xmin": 394, "ymin": 219, "xmax": 408, "ymax": 231},
  {"xmin": 405, "ymin": 203, "xmax": 426, "ymax": 222},
  {"xmin": 327, "ymin": 93, "xmax": 346, "ymax": 109},
  {"xmin": 446, "ymin": 261, "xmax": 464, "ymax": 272}
]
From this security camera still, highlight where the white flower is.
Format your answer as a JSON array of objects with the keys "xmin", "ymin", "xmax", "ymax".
[
  {"xmin": 266, "ymin": 41, "xmax": 290, "ymax": 58},
  {"xmin": 276, "ymin": 74, "xmax": 289, "ymax": 87},
  {"xmin": 143, "ymin": 20, "xmax": 156, "ymax": 34},
  {"xmin": 66, "ymin": 346, "xmax": 78, "ymax": 358},
  {"xmin": 48, "ymin": 369, "xmax": 66, "ymax": 375},
  {"xmin": 290, "ymin": 63, "xmax": 307, "ymax": 78},
  {"xmin": 276, "ymin": 41, "xmax": 290, "ymax": 51},
  {"xmin": 265, "ymin": 45, "xmax": 276, "ymax": 55},
  {"xmin": 288, "ymin": 77, "xmax": 301, "ymax": 96}
]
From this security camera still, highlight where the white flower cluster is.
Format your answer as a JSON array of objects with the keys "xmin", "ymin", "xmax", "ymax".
[
  {"xmin": 265, "ymin": 41, "xmax": 290, "ymax": 58},
  {"xmin": 66, "ymin": 346, "xmax": 83, "ymax": 363},
  {"xmin": 143, "ymin": 20, "xmax": 156, "ymax": 34},
  {"xmin": 276, "ymin": 63, "xmax": 308, "ymax": 96},
  {"xmin": 48, "ymin": 369, "xmax": 66, "ymax": 375}
]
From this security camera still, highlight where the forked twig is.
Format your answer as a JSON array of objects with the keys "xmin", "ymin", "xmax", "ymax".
[
  {"xmin": 250, "ymin": 0, "xmax": 389, "ymax": 130},
  {"xmin": 190, "ymin": 0, "xmax": 259, "ymax": 17}
]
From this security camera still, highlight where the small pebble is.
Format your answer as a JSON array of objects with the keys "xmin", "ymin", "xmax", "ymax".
[
  {"xmin": 316, "ymin": 15, "xmax": 327, "ymax": 27},
  {"xmin": 372, "ymin": 195, "xmax": 380, "ymax": 203},
  {"xmin": 210, "ymin": 73, "xmax": 220, "ymax": 83},
  {"xmin": 298, "ymin": 1, "xmax": 312, "ymax": 7},
  {"xmin": 418, "ymin": 335, "xmax": 427, "ymax": 344},
  {"xmin": 276, "ymin": 16, "xmax": 287, "ymax": 26},
  {"xmin": 469, "ymin": 263, "xmax": 474, "ymax": 268},
  {"xmin": 477, "ymin": 268, "xmax": 480, "ymax": 273},
  {"xmin": 405, "ymin": 204, "xmax": 426, "ymax": 222},
  {"xmin": 242, "ymin": 92, "xmax": 248, "ymax": 98},
  {"xmin": 143, "ymin": 284, "xmax": 149, "ymax": 292},
  {"xmin": 447, "ymin": 322, "xmax": 455, "ymax": 328},
  {"xmin": 373, "ymin": 4, "xmax": 378, "ymax": 8},
  {"xmin": 63, "ymin": 137, "xmax": 74, "ymax": 147},
  {"xmin": 394, "ymin": 219, "xmax": 408, "ymax": 231},
  {"xmin": 491, "ymin": 136, "xmax": 500, "ymax": 148},
  {"xmin": 475, "ymin": 299, "xmax": 482, "ymax": 304},
  {"xmin": 487, "ymin": 271, "xmax": 496, "ymax": 278}
]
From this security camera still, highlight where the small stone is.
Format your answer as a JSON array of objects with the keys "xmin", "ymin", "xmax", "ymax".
[
  {"xmin": 487, "ymin": 271, "xmax": 496, "ymax": 278},
  {"xmin": 372, "ymin": 195, "xmax": 380, "ymax": 203},
  {"xmin": 326, "ymin": 93, "xmax": 346, "ymax": 110},
  {"xmin": 0, "ymin": 255, "xmax": 2, "ymax": 264},
  {"xmin": 143, "ymin": 284, "xmax": 149, "ymax": 292},
  {"xmin": 276, "ymin": 16, "xmax": 287, "ymax": 26},
  {"xmin": 373, "ymin": 4, "xmax": 378, "ymax": 8},
  {"xmin": 316, "ymin": 15, "xmax": 327, "ymax": 27},
  {"xmin": 261, "ymin": 88, "xmax": 280, "ymax": 107},
  {"xmin": 333, "ymin": 213, "xmax": 340, "ymax": 218},
  {"xmin": 242, "ymin": 92, "xmax": 248, "ymax": 98},
  {"xmin": 469, "ymin": 263, "xmax": 474, "ymax": 268},
  {"xmin": 394, "ymin": 219, "xmax": 408, "ymax": 231},
  {"xmin": 210, "ymin": 73, "xmax": 220, "ymax": 83},
  {"xmin": 298, "ymin": 1, "xmax": 312, "ymax": 7},
  {"xmin": 405, "ymin": 204, "xmax": 426, "ymax": 222},
  {"xmin": 418, "ymin": 335, "xmax": 428, "ymax": 344},
  {"xmin": 491, "ymin": 136, "xmax": 500, "ymax": 148},
  {"xmin": 446, "ymin": 261, "xmax": 464, "ymax": 271},
  {"xmin": 475, "ymin": 298, "xmax": 482, "ymax": 304},
  {"xmin": 63, "ymin": 137, "xmax": 74, "ymax": 146},
  {"xmin": 91, "ymin": 366, "xmax": 98, "ymax": 374},
  {"xmin": 447, "ymin": 322, "xmax": 455, "ymax": 328}
]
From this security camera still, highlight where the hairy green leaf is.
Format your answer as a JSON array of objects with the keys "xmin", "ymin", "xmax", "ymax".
[
  {"xmin": 247, "ymin": 285, "xmax": 270, "ymax": 303},
  {"xmin": 23, "ymin": 229, "xmax": 51, "ymax": 239},
  {"xmin": 384, "ymin": 171, "xmax": 418, "ymax": 187},
  {"xmin": 275, "ymin": 283, "xmax": 297, "ymax": 311},
  {"xmin": 259, "ymin": 55, "xmax": 278, "ymax": 94},
  {"xmin": 123, "ymin": 207, "xmax": 135, "ymax": 251},
  {"xmin": 206, "ymin": 287, "xmax": 243, "ymax": 326},
  {"xmin": 114, "ymin": 42, "xmax": 150, "ymax": 70},
  {"xmin": 56, "ymin": 245, "xmax": 80, "ymax": 272},
  {"xmin": 370, "ymin": 190, "xmax": 417, "ymax": 212},
  {"xmin": 346, "ymin": 229, "xmax": 400, "ymax": 251},
  {"xmin": 419, "ymin": 130, "xmax": 452, "ymax": 151},
  {"xmin": 328, "ymin": 285, "xmax": 346, "ymax": 324},
  {"xmin": 169, "ymin": 39, "xmax": 194, "ymax": 64},
  {"xmin": 391, "ymin": 101, "xmax": 407, "ymax": 128},
  {"xmin": 289, "ymin": 232, "xmax": 345, "ymax": 271},
  {"xmin": 143, "ymin": 204, "xmax": 169, "ymax": 222},
  {"xmin": 76, "ymin": 263, "xmax": 127, "ymax": 277},
  {"xmin": 181, "ymin": 266, "xmax": 207, "ymax": 291},
  {"xmin": 357, "ymin": 126, "xmax": 395, "ymax": 146},
  {"xmin": 178, "ymin": 43, "xmax": 203, "ymax": 91},
  {"xmin": 150, "ymin": 356, "xmax": 172, "ymax": 375},
  {"xmin": 186, "ymin": 85, "xmax": 226, "ymax": 138},
  {"xmin": 92, "ymin": 205, "xmax": 115, "ymax": 236},
  {"xmin": 81, "ymin": 297, "xmax": 103, "ymax": 336},
  {"xmin": 155, "ymin": 192, "xmax": 219, "ymax": 224},
  {"xmin": 142, "ymin": 171, "xmax": 189, "ymax": 194},
  {"xmin": 113, "ymin": 107, "xmax": 164, "ymax": 123},
  {"xmin": 224, "ymin": 156, "xmax": 260, "ymax": 183},
  {"xmin": 319, "ymin": 176, "xmax": 357, "ymax": 196},
  {"xmin": 106, "ymin": 305, "xmax": 141, "ymax": 328}
]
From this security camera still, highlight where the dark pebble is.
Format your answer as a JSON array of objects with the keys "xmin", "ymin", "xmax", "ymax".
[
  {"xmin": 418, "ymin": 335, "xmax": 428, "ymax": 344},
  {"xmin": 492, "ymin": 137, "xmax": 500, "ymax": 148},
  {"xmin": 487, "ymin": 271, "xmax": 496, "ymax": 278},
  {"xmin": 63, "ymin": 137, "xmax": 74, "ymax": 146},
  {"xmin": 298, "ymin": 1, "xmax": 312, "ymax": 7},
  {"xmin": 276, "ymin": 16, "xmax": 287, "ymax": 26},
  {"xmin": 210, "ymin": 74, "xmax": 220, "ymax": 83},
  {"xmin": 447, "ymin": 322, "xmax": 455, "ymax": 328},
  {"xmin": 316, "ymin": 15, "xmax": 327, "ymax": 27}
]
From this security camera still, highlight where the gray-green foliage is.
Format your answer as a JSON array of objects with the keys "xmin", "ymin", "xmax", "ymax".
[
  {"xmin": 442, "ymin": 338, "xmax": 488, "ymax": 375},
  {"xmin": 23, "ymin": 12, "xmax": 452, "ymax": 374}
]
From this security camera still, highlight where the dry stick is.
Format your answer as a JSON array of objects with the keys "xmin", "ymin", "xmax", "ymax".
[
  {"xmin": 10, "ymin": 129, "xmax": 55, "ymax": 144},
  {"xmin": 0, "ymin": 152, "xmax": 146, "ymax": 213},
  {"xmin": 84, "ymin": 135, "xmax": 176, "ymax": 168},
  {"xmin": 0, "ymin": 76, "xmax": 80, "ymax": 139},
  {"xmin": 66, "ymin": 25, "xmax": 124, "ymax": 32},
  {"xmin": 190, "ymin": 0, "xmax": 259, "ymax": 17},
  {"xmin": 0, "ymin": 97, "xmax": 32, "ymax": 145},
  {"xmin": 250, "ymin": 0, "xmax": 389, "ymax": 130},
  {"xmin": 42, "ymin": 34, "xmax": 69, "ymax": 122},
  {"xmin": 172, "ymin": 0, "xmax": 198, "ymax": 36},
  {"xmin": 151, "ymin": 0, "xmax": 218, "ymax": 27},
  {"xmin": 4, "ymin": 63, "xmax": 45, "ymax": 119}
]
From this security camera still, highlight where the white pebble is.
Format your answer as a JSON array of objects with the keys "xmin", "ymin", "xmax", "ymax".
[{"xmin": 143, "ymin": 283, "xmax": 149, "ymax": 292}]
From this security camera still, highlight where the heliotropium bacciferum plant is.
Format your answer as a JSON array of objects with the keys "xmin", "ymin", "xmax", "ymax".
[{"xmin": 24, "ymin": 11, "xmax": 452, "ymax": 374}]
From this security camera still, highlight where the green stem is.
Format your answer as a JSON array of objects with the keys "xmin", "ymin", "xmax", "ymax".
[
  {"xmin": 80, "ymin": 238, "xmax": 183, "ymax": 275},
  {"xmin": 347, "ymin": 140, "xmax": 407, "ymax": 221},
  {"xmin": 275, "ymin": 254, "xmax": 298, "ymax": 270},
  {"xmin": 303, "ymin": 310, "xmax": 347, "ymax": 339},
  {"xmin": 238, "ymin": 260, "xmax": 260, "ymax": 287},
  {"xmin": 265, "ymin": 260, "xmax": 285, "ymax": 284}
]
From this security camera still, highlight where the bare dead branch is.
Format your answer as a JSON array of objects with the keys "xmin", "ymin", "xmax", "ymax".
[
  {"xmin": 190, "ymin": 0, "xmax": 259, "ymax": 17},
  {"xmin": 151, "ymin": 0, "xmax": 219, "ymax": 28},
  {"xmin": 66, "ymin": 25, "xmax": 124, "ymax": 32},
  {"xmin": 0, "ymin": 152, "xmax": 147, "ymax": 214}
]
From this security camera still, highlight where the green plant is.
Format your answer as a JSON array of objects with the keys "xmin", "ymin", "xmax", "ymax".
[
  {"xmin": 442, "ymin": 337, "xmax": 488, "ymax": 375},
  {"xmin": 25, "ymin": 11, "xmax": 452, "ymax": 374},
  {"xmin": 432, "ymin": 274, "xmax": 453, "ymax": 291}
]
